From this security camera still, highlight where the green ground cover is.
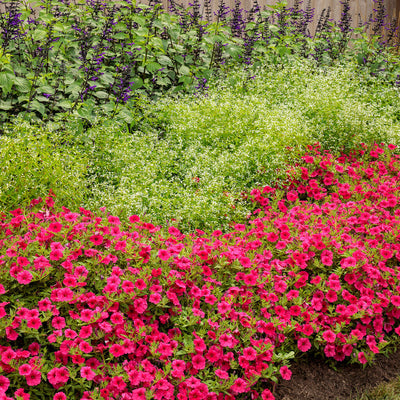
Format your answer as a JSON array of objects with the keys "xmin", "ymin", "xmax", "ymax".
[{"xmin": 2, "ymin": 61, "xmax": 400, "ymax": 233}]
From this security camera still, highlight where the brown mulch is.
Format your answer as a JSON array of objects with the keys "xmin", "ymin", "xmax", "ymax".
[{"xmin": 274, "ymin": 349, "xmax": 400, "ymax": 400}]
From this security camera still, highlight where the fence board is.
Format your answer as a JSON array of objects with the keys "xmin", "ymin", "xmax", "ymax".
[
  {"xmin": 142, "ymin": 0, "xmax": 400, "ymax": 34},
  {"xmin": 1, "ymin": 0, "xmax": 399, "ymax": 36}
]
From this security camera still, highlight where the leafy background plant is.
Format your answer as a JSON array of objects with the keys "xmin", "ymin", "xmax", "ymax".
[
  {"xmin": 2, "ymin": 61, "xmax": 400, "ymax": 232},
  {"xmin": 0, "ymin": 0, "xmax": 399, "ymax": 128}
]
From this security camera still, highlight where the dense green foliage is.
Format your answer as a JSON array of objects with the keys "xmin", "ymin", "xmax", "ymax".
[
  {"xmin": 0, "ymin": 0, "xmax": 400, "ymax": 128},
  {"xmin": 2, "ymin": 61, "xmax": 400, "ymax": 232}
]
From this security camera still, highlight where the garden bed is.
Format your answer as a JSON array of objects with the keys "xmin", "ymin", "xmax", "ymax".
[
  {"xmin": 2, "ymin": 143, "xmax": 400, "ymax": 399},
  {"xmin": 276, "ymin": 349, "xmax": 400, "ymax": 400}
]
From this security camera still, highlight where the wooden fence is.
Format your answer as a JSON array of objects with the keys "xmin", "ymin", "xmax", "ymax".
[
  {"xmin": 142, "ymin": 0, "xmax": 400, "ymax": 34},
  {"xmin": 1, "ymin": 0, "xmax": 400, "ymax": 36}
]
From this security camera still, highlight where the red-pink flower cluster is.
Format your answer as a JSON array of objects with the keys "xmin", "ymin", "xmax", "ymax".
[{"xmin": 0, "ymin": 143, "xmax": 400, "ymax": 399}]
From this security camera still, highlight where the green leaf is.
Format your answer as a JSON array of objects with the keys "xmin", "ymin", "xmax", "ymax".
[
  {"xmin": 130, "ymin": 78, "xmax": 143, "ymax": 91},
  {"xmin": 77, "ymin": 106, "xmax": 95, "ymax": 121},
  {"xmin": 65, "ymin": 82, "xmax": 80, "ymax": 95},
  {"xmin": 115, "ymin": 22, "xmax": 127, "ymax": 31},
  {"xmin": 277, "ymin": 46, "xmax": 291, "ymax": 56},
  {"xmin": 117, "ymin": 108, "xmax": 134, "ymax": 124},
  {"xmin": 113, "ymin": 33, "xmax": 128, "ymax": 40},
  {"xmin": 14, "ymin": 77, "xmax": 31, "ymax": 93},
  {"xmin": 93, "ymin": 91, "xmax": 109, "ymax": 99},
  {"xmin": 0, "ymin": 72, "xmax": 14, "ymax": 96},
  {"xmin": 32, "ymin": 29, "xmax": 47, "ymax": 41},
  {"xmin": 158, "ymin": 55, "xmax": 173, "ymax": 66},
  {"xmin": 100, "ymin": 73, "xmax": 115, "ymax": 86},
  {"xmin": 57, "ymin": 100, "xmax": 73, "ymax": 109},
  {"xmin": 65, "ymin": 75, "xmax": 76, "ymax": 85},
  {"xmin": 178, "ymin": 65, "xmax": 190, "ymax": 76},
  {"xmin": 53, "ymin": 22, "xmax": 67, "ymax": 32},
  {"xmin": 136, "ymin": 27, "xmax": 149, "ymax": 37},
  {"xmin": 269, "ymin": 24, "xmax": 279, "ymax": 32},
  {"xmin": 35, "ymin": 95, "xmax": 50, "ymax": 102},
  {"xmin": 38, "ymin": 85, "xmax": 55, "ymax": 94},
  {"xmin": 225, "ymin": 45, "xmax": 241, "ymax": 58},
  {"xmin": 0, "ymin": 100, "xmax": 12, "ymax": 110},
  {"xmin": 146, "ymin": 62, "xmax": 162, "ymax": 73},
  {"xmin": 100, "ymin": 102, "xmax": 115, "ymax": 113},
  {"xmin": 132, "ymin": 16, "xmax": 146, "ymax": 26},
  {"xmin": 175, "ymin": 55, "xmax": 185, "ymax": 64},
  {"xmin": 29, "ymin": 100, "xmax": 46, "ymax": 115}
]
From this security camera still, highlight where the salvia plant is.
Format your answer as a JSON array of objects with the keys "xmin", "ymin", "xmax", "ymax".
[{"xmin": 0, "ymin": 0, "xmax": 399, "ymax": 128}]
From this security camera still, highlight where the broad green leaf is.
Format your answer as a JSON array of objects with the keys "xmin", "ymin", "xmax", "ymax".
[
  {"xmin": 93, "ymin": 91, "xmax": 108, "ymax": 99},
  {"xmin": 146, "ymin": 62, "xmax": 162, "ymax": 73},
  {"xmin": 53, "ymin": 22, "xmax": 67, "ymax": 32},
  {"xmin": 0, "ymin": 100, "xmax": 12, "ymax": 110},
  {"xmin": 57, "ymin": 100, "xmax": 73, "ymax": 109},
  {"xmin": 100, "ymin": 73, "xmax": 115, "ymax": 85},
  {"xmin": 113, "ymin": 33, "xmax": 128, "ymax": 40},
  {"xmin": 178, "ymin": 76, "xmax": 192, "ymax": 85},
  {"xmin": 38, "ymin": 85, "xmax": 55, "ymax": 94},
  {"xmin": 35, "ymin": 95, "xmax": 50, "ymax": 102},
  {"xmin": 0, "ymin": 72, "xmax": 14, "ymax": 96},
  {"xmin": 178, "ymin": 65, "xmax": 190, "ymax": 76},
  {"xmin": 65, "ymin": 83, "xmax": 80, "ymax": 94},
  {"xmin": 115, "ymin": 22, "xmax": 127, "ymax": 31},
  {"xmin": 29, "ymin": 100, "xmax": 46, "ymax": 115},
  {"xmin": 158, "ymin": 55, "xmax": 173, "ymax": 66},
  {"xmin": 117, "ymin": 108, "xmax": 134, "ymax": 124},
  {"xmin": 14, "ymin": 77, "xmax": 31, "ymax": 93},
  {"xmin": 32, "ymin": 29, "xmax": 47, "ymax": 41},
  {"xmin": 65, "ymin": 75, "xmax": 77, "ymax": 85},
  {"xmin": 130, "ymin": 78, "xmax": 143, "ymax": 91},
  {"xmin": 100, "ymin": 102, "xmax": 115, "ymax": 113},
  {"xmin": 136, "ymin": 27, "xmax": 149, "ymax": 37}
]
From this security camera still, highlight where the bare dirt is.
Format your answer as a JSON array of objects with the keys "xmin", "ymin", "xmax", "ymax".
[{"xmin": 275, "ymin": 349, "xmax": 400, "ymax": 400}]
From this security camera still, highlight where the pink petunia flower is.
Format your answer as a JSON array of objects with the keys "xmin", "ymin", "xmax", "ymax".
[
  {"xmin": 280, "ymin": 366, "xmax": 292, "ymax": 380},
  {"xmin": 80, "ymin": 366, "xmax": 96, "ymax": 381},
  {"xmin": 109, "ymin": 344, "xmax": 125, "ymax": 357},
  {"xmin": 26, "ymin": 370, "xmax": 41, "ymax": 386},
  {"xmin": 0, "ymin": 376, "xmax": 10, "ymax": 393},
  {"xmin": 52, "ymin": 317, "xmax": 66, "ymax": 329},
  {"xmin": 129, "ymin": 215, "xmax": 140, "ymax": 223},
  {"xmin": 89, "ymin": 235, "xmax": 104, "ymax": 246},
  {"xmin": 149, "ymin": 293, "xmax": 162, "ymax": 304},
  {"xmin": 358, "ymin": 352, "xmax": 367, "ymax": 364},
  {"xmin": 261, "ymin": 389, "xmax": 275, "ymax": 400},
  {"xmin": 53, "ymin": 393, "xmax": 67, "ymax": 400},
  {"xmin": 19, "ymin": 364, "xmax": 32, "ymax": 376},
  {"xmin": 26, "ymin": 317, "xmax": 42, "ymax": 330},
  {"xmin": 79, "ymin": 325, "xmax": 93, "ymax": 339},
  {"xmin": 322, "ymin": 330, "xmax": 337, "ymax": 344},
  {"xmin": 231, "ymin": 378, "xmax": 248, "ymax": 393},
  {"xmin": 16, "ymin": 270, "xmax": 33, "ymax": 285},
  {"xmin": 55, "ymin": 367, "xmax": 69, "ymax": 384},
  {"xmin": 297, "ymin": 338, "xmax": 311, "ymax": 352},
  {"xmin": 192, "ymin": 354, "xmax": 205, "ymax": 370},
  {"xmin": 48, "ymin": 222, "xmax": 63, "ymax": 232},
  {"xmin": 79, "ymin": 341, "xmax": 93, "ymax": 354},
  {"xmin": 242, "ymin": 347, "xmax": 257, "ymax": 361},
  {"xmin": 172, "ymin": 360, "xmax": 186, "ymax": 371},
  {"xmin": 215, "ymin": 369, "xmax": 229, "ymax": 380},
  {"xmin": 1, "ymin": 348, "xmax": 16, "ymax": 364},
  {"xmin": 158, "ymin": 249, "xmax": 171, "ymax": 261}
]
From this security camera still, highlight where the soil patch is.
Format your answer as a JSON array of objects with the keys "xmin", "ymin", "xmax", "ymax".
[{"xmin": 275, "ymin": 349, "xmax": 400, "ymax": 400}]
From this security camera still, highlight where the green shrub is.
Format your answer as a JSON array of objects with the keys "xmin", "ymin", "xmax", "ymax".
[
  {"xmin": 2, "ymin": 61, "xmax": 400, "ymax": 233},
  {"xmin": 0, "ymin": 120, "xmax": 88, "ymax": 212}
]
